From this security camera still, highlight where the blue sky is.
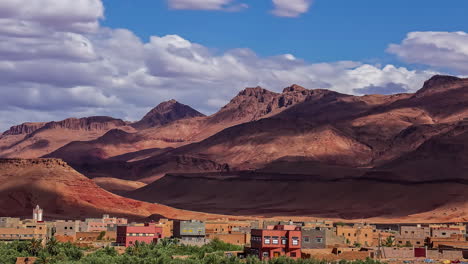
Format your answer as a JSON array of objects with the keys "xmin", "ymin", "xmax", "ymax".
[
  {"xmin": 102, "ymin": 0, "xmax": 468, "ymax": 65},
  {"xmin": 0, "ymin": 0, "xmax": 467, "ymax": 130}
]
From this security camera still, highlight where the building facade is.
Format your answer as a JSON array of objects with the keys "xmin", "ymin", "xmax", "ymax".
[
  {"xmin": 336, "ymin": 224, "xmax": 374, "ymax": 247},
  {"xmin": 395, "ymin": 225, "xmax": 430, "ymax": 247},
  {"xmin": 0, "ymin": 219, "xmax": 48, "ymax": 242},
  {"xmin": 116, "ymin": 223, "xmax": 163, "ymax": 247},
  {"xmin": 174, "ymin": 220, "xmax": 207, "ymax": 245},
  {"xmin": 250, "ymin": 225, "xmax": 301, "ymax": 260}
]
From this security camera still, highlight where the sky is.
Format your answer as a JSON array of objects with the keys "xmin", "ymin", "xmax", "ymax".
[{"xmin": 0, "ymin": 0, "xmax": 467, "ymax": 131}]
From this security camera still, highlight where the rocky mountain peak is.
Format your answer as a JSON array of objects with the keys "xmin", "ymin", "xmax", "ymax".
[
  {"xmin": 416, "ymin": 75, "xmax": 467, "ymax": 96},
  {"xmin": 131, "ymin": 100, "xmax": 205, "ymax": 130},
  {"xmin": 283, "ymin": 84, "xmax": 307, "ymax": 93}
]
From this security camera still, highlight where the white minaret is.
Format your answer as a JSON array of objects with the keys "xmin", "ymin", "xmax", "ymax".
[{"xmin": 33, "ymin": 205, "xmax": 43, "ymax": 221}]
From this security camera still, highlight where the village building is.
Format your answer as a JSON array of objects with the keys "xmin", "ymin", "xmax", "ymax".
[
  {"xmin": 0, "ymin": 217, "xmax": 21, "ymax": 228},
  {"xmin": 0, "ymin": 219, "xmax": 48, "ymax": 242},
  {"xmin": 336, "ymin": 224, "xmax": 374, "ymax": 247},
  {"xmin": 302, "ymin": 227, "xmax": 346, "ymax": 249},
  {"xmin": 303, "ymin": 220, "xmax": 334, "ymax": 231},
  {"xmin": 429, "ymin": 223, "xmax": 466, "ymax": 234},
  {"xmin": 431, "ymin": 227, "xmax": 464, "ymax": 238},
  {"xmin": 250, "ymin": 224, "xmax": 302, "ymax": 260},
  {"xmin": 174, "ymin": 220, "xmax": 208, "ymax": 246},
  {"xmin": 116, "ymin": 223, "xmax": 163, "ymax": 247},
  {"xmin": 394, "ymin": 225, "xmax": 430, "ymax": 247},
  {"xmin": 153, "ymin": 218, "xmax": 174, "ymax": 238},
  {"xmin": 53, "ymin": 220, "xmax": 82, "ymax": 238}
]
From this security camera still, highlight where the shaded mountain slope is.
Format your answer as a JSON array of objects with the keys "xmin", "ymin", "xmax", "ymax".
[{"xmin": 127, "ymin": 172, "xmax": 468, "ymax": 221}]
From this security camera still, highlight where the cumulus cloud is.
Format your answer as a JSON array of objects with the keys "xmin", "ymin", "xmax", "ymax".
[
  {"xmin": 0, "ymin": 0, "xmax": 104, "ymax": 32},
  {"xmin": 0, "ymin": 0, "xmax": 443, "ymax": 131},
  {"xmin": 271, "ymin": 0, "xmax": 313, "ymax": 17},
  {"xmin": 353, "ymin": 82, "xmax": 409, "ymax": 95},
  {"xmin": 388, "ymin": 31, "xmax": 468, "ymax": 74},
  {"xmin": 167, "ymin": 0, "xmax": 247, "ymax": 11}
]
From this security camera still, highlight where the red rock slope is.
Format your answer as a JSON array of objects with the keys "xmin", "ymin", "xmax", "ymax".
[{"xmin": 0, "ymin": 158, "xmax": 216, "ymax": 220}]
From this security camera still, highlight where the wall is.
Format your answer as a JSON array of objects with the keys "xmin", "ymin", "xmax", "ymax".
[
  {"xmin": 76, "ymin": 231, "xmax": 116, "ymax": 242},
  {"xmin": 426, "ymin": 249, "xmax": 464, "ymax": 260},
  {"xmin": 379, "ymin": 247, "xmax": 414, "ymax": 259},
  {"xmin": 206, "ymin": 233, "xmax": 250, "ymax": 245},
  {"xmin": 302, "ymin": 229, "xmax": 326, "ymax": 249}
]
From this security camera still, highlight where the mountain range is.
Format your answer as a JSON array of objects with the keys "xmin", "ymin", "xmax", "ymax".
[{"xmin": 1, "ymin": 75, "xmax": 467, "ymax": 221}]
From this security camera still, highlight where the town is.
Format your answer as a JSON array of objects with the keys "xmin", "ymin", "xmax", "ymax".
[{"xmin": 2, "ymin": 206, "xmax": 467, "ymax": 263}]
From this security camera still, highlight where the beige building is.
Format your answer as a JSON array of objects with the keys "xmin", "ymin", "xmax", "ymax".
[
  {"xmin": 336, "ymin": 224, "xmax": 374, "ymax": 247},
  {"xmin": 154, "ymin": 218, "xmax": 174, "ymax": 238},
  {"xmin": 54, "ymin": 220, "xmax": 82, "ymax": 238},
  {"xmin": 0, "ymin": 219, "xmax": 48, "ymax": 242},
  {"xmin": 395, "ymin": 225, "xmax": 430, "ymax": 247}
]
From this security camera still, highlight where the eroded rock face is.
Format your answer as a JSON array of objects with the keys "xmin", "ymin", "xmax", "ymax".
[
  {"xmin": 131, "ymin": 100, "xmax": 205, "ymax": 130},
  {"xmin": 34, "ymin": 117, "xmax": 127, "ymax": 133},
  {"xmin": 210, "ymin": 85, "xmax": 317, "ymax": 123},
  {"xmin": 2, "ymin": 123, "xmax": 46, "ymax": 136}
]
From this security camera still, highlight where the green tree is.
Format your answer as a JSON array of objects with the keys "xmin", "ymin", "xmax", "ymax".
[
  {"xmin": 46, "ymin": 237, "xmax": 60, "ymax": 256},
  {"xmin": 383, "ymin": 236, "xmax": 394, "ymax": 247},
  {"xmin": 97, "ymin": 231, "xmax": 106, "ymax": 241},
  {"xmin": 28, "ymin": 238, "xmax": 43, "ymax": 256}
]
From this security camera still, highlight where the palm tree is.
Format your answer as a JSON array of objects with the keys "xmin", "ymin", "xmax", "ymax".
[
  {"xmin": 46, "ymin": 237, "xmax": 59, "ymax": 256},
  {"xmin": 28, "ymin": 238, "xmax": 43, "ymax": 256},
  {"xmin": 35, "ymin": 252, "xmax": 53, "ymax": 264}
]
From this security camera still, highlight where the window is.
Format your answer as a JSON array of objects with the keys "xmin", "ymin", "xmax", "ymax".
[
  {"xmin": 272, "ymin": 236, "xmax": 279, "ymax": 244},
  {"xmin": 442, "ymin": 232, "xmax": 447, "ymax": 236},
  {"xmin": 292, "ymin": 237, "xmax": 299, "ymax": 246},
  {"xmin": 316, "ymin": 238, "xmax": 323, "ymax": 243},
  {"xmin": 281, "ymin": 236, "xmax": 287, "ymax": 245},
  {"xmin": 416, "ymin": 241, "xmax": 421, "ymax": 245},
  {"xmin": 64, "ymin": 227, "xmax": 67, "ymax": 230},
  {"xmin": 262, "ymin": 252, "xmax": 269, "ymax": 258},
  {"xmin": 304, "ymin": 236, "xmax": 310, "ymax": 243},
  {"xmin": 290, "ymin": 252, "xmax": 296, "ymax": 258},
  {"xmin": 264, "ymin": 236, "xmax": 271, "ymax": 244}
]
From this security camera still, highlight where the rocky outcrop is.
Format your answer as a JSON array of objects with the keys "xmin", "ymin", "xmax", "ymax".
[
  {"xmin": 2, "ymin": 122, "xmax": 46, "ymax": 136},
  {"xmin": 415, "ymin": 75, "xmax": 468, "ymax": 97},
  {"xmin": 31, "ymin": 116, "xmax": 127, "ymax": 134},
  {"xmin": 131, "ymin": 100, "xmax": 205, "ymax": 130},
  {"xmin": 209, "ymin": 85, "xmax": 314, "ymax": 123}
]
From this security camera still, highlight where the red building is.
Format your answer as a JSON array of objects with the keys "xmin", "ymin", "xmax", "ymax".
[
  {"xmin": 116, "ymin": 223, "xmax": 163, "ymax": 247},
  {"xmin": 250, "ymin": 225, "xmax": 302, "ymax": 260}
]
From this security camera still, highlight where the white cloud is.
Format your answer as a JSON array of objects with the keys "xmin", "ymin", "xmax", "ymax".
[
  {"xmin": 167, "ymin": 0, "xmax": 247, "ymax": 11},
  {"xmin": 271, "ymin": 0, "xmax": 313, "ymax": 17},
  {"xmin": 388, "ymin": 31, "xmax": 468, "ymax": 74},
  {"xmin": 0, "ymin": 0, "xmax": 445, "ymax": 132},
  {"xmin": 0, "ymin": 0, "xmax": 104, "ymax": 32}
]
